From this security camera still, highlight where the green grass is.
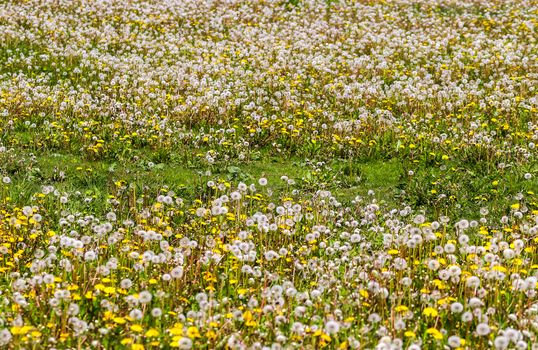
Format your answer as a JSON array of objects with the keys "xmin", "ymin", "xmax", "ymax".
[{"xmin": 3, "ymin": 144, "xmax": 536, "ymax": 221}]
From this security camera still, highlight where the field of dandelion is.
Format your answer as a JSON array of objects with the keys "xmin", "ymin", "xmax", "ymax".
[{"xmin": 0, "ymin": 0, "xmax": 538, "ymax": 349}]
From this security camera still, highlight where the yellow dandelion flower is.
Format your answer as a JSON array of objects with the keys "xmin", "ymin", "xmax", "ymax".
[
  {"xmin": 423, "ymin": 307, "xmax": 438, "ymax": 317},
  {"xmin": 113, "ymin": 317, "xmax": 127, "ymax": 324},
  {"xmin": 186, "ymin": 326, "xmax": 201, "ymax": 339},
  {"xmin": 395, "ymin": 305, "xmax": 409, "ymax": 312},
  {"xmin": 131, "ymin": 325, "xmax": 143, "ymax": 332},
  {"xmin": 121, "ymin": 338, "xmax": 133, "ymax": 345},
  {"xmin": 145, "ymin": 329, "xmax": 160, "ymax": 337},
  {"xmin": 426, "ymin": 328, "xmax": 443, "ymax": 340}
]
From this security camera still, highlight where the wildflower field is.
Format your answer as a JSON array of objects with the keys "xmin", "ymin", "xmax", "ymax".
[{"xmin": 1, "ymin": 0, "xmax": 538, "ymax": 349}]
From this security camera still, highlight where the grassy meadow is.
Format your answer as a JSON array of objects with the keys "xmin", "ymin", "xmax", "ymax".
[{"xmin": 0, "ymin": 0, "xmax": 538, "ymax": 349}]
